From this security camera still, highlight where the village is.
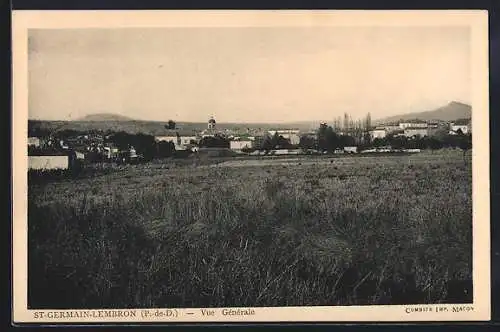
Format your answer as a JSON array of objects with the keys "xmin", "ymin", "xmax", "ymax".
[
  {"xmin": 23, "ymin": 20, "xmax": 481, "ymax": 312},
  {"xmin": 27, "ymin": 114, "xmax": 472, "ymax": 171}
]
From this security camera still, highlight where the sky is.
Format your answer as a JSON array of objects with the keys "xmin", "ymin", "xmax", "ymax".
[{"xmin": 28, "ymin": 26, "xmax": 471, "ymax": 123}]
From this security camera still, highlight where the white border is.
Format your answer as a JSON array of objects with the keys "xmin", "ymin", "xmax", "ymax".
[{"xmin": 12, "ymin": 10, "xmax": 490, "ymax": 323}]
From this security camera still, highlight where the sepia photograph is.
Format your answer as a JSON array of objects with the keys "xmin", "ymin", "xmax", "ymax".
[{"xmin": 12, "ymin": 10, "xmax": 490, "ymax": 323}]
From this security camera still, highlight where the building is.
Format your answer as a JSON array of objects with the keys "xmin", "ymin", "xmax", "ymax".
[
  {"xmin": 399, "ymin": 121, "xmax": 428, "ymax": 129},
  {"xmin": 369, "ymin": 128, "xmax": 387, "ymax": 139},
  {"xmin": 449, "ymin": 118, "xmax": 471, "ymax": 135},
  {"xmin": 344, "ymin": 146, "xmax": 358, "ymax": 153},
  {"xmin": 75, "ymin": 151, "xmax": 85, "ymax": 160},
  {"xmin": 155, "ymin": 129, "xmax": 199, "ymax": 151},
  {"xmin": 230, "ymin": 140, "xmax": 253, "ymax": 151},
  {"xmin": 28, "ymin": 137, "xmax": 40, "ymax": 147},
  {"xmin": 103, "ymin": 146, "xmax": 119, "ymax": 159},
  {"xmin": 130, "ymin": 146, "xmax": 138, "ymax": 158},
  {"xmin": 384, "ymin": 124, "xmax": 401, "ymax": 132},
  {"xmin": 268, "ymin": 129, "xmax": 301, "ymax": 145},
  {"xmin": 208, "ymin": 116, "xmax": 216, "ymax": 130},
  {"xmin": 404, "ymin": 127, "xmax": 428, "ymax": 138},
  {"xmin": 29, "ymin": 155, "xmax": 69, "ymax": 170}
]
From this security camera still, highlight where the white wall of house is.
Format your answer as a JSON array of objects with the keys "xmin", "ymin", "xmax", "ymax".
[
  {"xmin": 344, "ymin": 146, "xmax": 358, "ymax": 153},
  {"xmin": 384, "ymin": 125, "xmax": 401, "ymax": 132},
  {"xmin": 287, "ymin": 134, "xmax": 301, "ymax": 145},
  {"xmin": 28, "ymin": 137, "xmax": 40, "ymax": 147},
  {"xmin": 156, "ymin": 135, "xmax": 198, "ymax": 149},
  {"xmin": 29, "ymin": 156, "xmax": 68, "ymax": 170},
  {"xmin": 370, "ymin": 129, "xmax": 387, "ymax": 139},
  {"xmin": 404, "ymin": 128, "xmax": 428, "ymax": 137},
  {"xmin": 156, "ymin": 136, "xmax": 178, "ymax": 143},
  {"xmin": 268, "ymin": 130, "xmax": 301, "ymax": 145},
  {"xmin": 450, "ymin": 124, "xmax": 469, "ymax": 134},
  {"xmin": 230, "ymin": 140, "xmax": 253, "ymax": 150},
  {"xmin": 399, "ymin": 122, "xmax": 427, "ymax": 129}
]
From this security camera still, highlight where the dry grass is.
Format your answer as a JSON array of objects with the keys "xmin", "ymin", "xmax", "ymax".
[{"xmin": 28, "ymin": 150, "xmax": 472, "ymax": 309}]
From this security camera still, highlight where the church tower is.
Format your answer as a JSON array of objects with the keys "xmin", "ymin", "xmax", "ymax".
[{"xmin": 208, "ymin": 116, "xmax": 216, "ymax": 130}]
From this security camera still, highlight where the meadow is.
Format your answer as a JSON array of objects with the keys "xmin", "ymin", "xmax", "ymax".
[{"xmin": 28, "ymin": 150, "xmax": 472, "ymax": 309}]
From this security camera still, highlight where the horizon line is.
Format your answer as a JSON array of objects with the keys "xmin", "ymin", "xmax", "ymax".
[{"xmin": 26, "ymin": 100, "xmax": 472, "ymax": 123}]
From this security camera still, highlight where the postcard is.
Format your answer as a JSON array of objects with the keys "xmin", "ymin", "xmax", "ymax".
[{"xmin": 12, "ymin": 10, "xmax": 490, "ymax": 323}]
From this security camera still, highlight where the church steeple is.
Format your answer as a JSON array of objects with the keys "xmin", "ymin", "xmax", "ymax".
[{"xmin": 208, "ymin": 115, "xmax": 216, "ymax": 130}]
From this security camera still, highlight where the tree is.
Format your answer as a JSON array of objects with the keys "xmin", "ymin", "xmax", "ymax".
[
  {"xmin": 457, "ymin": 133, "xmax": 472, "ymax": 164},
  {"xmin": 157, "ymin": 141, "xmax": 175, "ymax": 158},
  {"xmin": 388, "ymin": 134, "xmax": 408, "ymax": 150},
  {"xmin": 338, "ymin": 134, "xmax": 355, "ymax": 149},
  {"xmin": 317, "ymin": 123, "xmax": 329, "ymax": 152},
  {"xmin": 260, "ymin": 134, "xmax": 275, "ymax": 153},
  {"xmin": 426, "ymin": 137, "xmax": 442, "ymax": 153},
  {"xmin": 317, "ymin": 123, "xmax": 338, "ymax": 152},
  {"xmin": 372, "ymin": 137, "xmax": 386, "ymax": 148},
  {"xmin": 165, "ymin": 120, "xmax": 176, "ymax": 130},
  {"xmin": 325, "ymin": 127, "xmax": 339, "ymax": 152},
  {"xmin": 134, "ymin": 133, "xmax": 157, "ymax": 161},
  {"xmin": 271, "ymin": 132, "xmax": 280, "ymax": 149},
  {"xmin": 365, "ymin": 112, "xmax": 372, "ymax": 131},
  {"xmin": 276, "ymin": 135, "xmax": 291, "ymax": 149},
  {"xmin": 198, "ymin": 135, "xmax": 230, "ymax": 148},
  {"xmin": 299, "ymin": 135, "xmax": 316, "ymax": 151}
]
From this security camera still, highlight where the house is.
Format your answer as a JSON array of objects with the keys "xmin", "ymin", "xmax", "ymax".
[
  {"xmin": 344, "ymin": 146, "xmax": 358, "ymax": 153},
  {"xmin": 103, "ymin": 146, "xmax": 119, "ymax": 159},
  {"xmin": 404, "ymin": 127, "xmax": 428, "ymax": 138},
  {"xmin": 384, "ymin": 124, "xmax": 401, "ymax": 132},
  {"xmin": 369, "ymin": 127, "xmax": 387, "ymax": 139},
  {"xmin": 268, "ymin": 129, "xmax": 301, "ymax": 145},
  {"xmin": 449, "ymin": 118, "xmax": 471, "ymax": 135},
  {"xmin": 29, "ymin": 155, "xmax": 69, "ymax": 170},
  {"xmin": 130, "ymin": 146, "xmax": 138, "ymax": 158},
  {"xmin": 28, "ymin": 137, "xmax": 41, "ymax": 147},
  {"xmin": 399, "ymin": 121, "xmax": 428, "ymax": 129},
  {"xmin": 230, "ymin": 140, "xmax": 253, "ymax": 151},
  {"xmin": 75, "ymin": 151, "xmax": 85, "ymax": 160},
  {"xmin": 155, "ymin": 130, "xmax": 199, "ymax": 151}
]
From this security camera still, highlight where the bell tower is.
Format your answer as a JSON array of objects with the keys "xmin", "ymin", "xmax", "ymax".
[{"xmin": 208, "ymin": 116, "xmax": 216, "ymax": 130}]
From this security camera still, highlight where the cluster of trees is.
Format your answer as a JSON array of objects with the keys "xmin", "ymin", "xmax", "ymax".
[
  {"xmin": 331, "ymin": 112, "xmax": 372, "ymax": 132},
  {"xmin": 106, "ymin": 132, "xmax": 175, "ymax": 160},
  {"xmin": 298, "ymin": 123, "xmax": 360, "ymax": 152},
  {"xmin": 296, "ymin": 122, "xmax": 472, "ymax": 157},
  {"xmin": 256, "ymin": 132, "xmax": 294, "ymax": 152},
  {"xmin": 372, "ymin": 132, "xmax": 472, "ymax": 153},
  {"xmin": 165, "ymin": 120, "xmax": 176, "ymax": 130},
  {"xmin": 198, "ymin": 135, "xmax": 230, "ymax": 148}
]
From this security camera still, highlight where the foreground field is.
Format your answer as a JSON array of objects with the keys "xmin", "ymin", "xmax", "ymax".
[{"xmin": 28, "ymin": 151, "xmax": 472, "ymax": 308}]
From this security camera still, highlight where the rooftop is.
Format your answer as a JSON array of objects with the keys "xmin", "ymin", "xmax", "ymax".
[
  {"xmin": 404, "ymin": 127, "xmax": 428, "ymax": 131},
  {"xmin": 156, "ymin": 129, "xmax": 200, "ymax": 137}
]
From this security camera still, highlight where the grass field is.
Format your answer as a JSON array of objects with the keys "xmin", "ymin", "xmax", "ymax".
[{"xmin": 28, "ymin": 150, "xmax": 472, "ymax": 309}]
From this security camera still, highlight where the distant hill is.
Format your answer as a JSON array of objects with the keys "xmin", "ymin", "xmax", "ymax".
[
  {"xmin": 375, "ymin": 101, "xmax": 472, "ymax": 124},
  {"xmin": 77, "ymin": 113, "xmax": 135, "ymax": 121},
  {"xmin": 27, "ymin": 118, "xmax": 318, "ymax": 137}
]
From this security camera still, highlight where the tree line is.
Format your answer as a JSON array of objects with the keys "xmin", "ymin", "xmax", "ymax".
[{"xmin": 298, "ymin": 122, "xmax": 472, "ymax": 155}]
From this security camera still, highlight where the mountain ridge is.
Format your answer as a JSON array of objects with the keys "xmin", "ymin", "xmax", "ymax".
[
  {"xmin": 374, "ymin": 101, "xmax": 471, "ymax": 124},
  {"xmin": 30, "ymin": 101, "xmax": 471, "ymax": 134},
  {"xmin": 77, "ymin": 113, "xmax": 135, "ymax": 121}
]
